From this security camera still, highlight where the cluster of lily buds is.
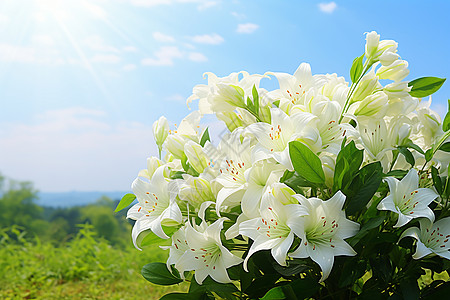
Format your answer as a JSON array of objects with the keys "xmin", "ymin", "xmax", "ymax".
[{"xmin": 124, "ymin": 31, "xmax": 450, "ymax": 284}]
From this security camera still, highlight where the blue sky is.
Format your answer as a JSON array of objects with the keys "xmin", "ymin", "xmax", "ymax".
[{"xmin": 0, "ymin": 0, "xmax": 449, "ymax": 192}]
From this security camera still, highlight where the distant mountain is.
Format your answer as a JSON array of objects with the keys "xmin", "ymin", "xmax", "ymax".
[{"xmin": 37, "ymin": 191, "xmax": 129, "ymax": 208}]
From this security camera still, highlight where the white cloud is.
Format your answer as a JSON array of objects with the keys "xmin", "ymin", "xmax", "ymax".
[
  {"xmin": 128, "ymin": 0, "xmax": 218, "ymax": 8},
  {"xmin": 153, "ymin": 32, "xmax": 175, "ymax": 43},
  {"xmin": 32, "ymin": 35, "xmax": 55, "ymax": 47},
  {"xmin": 123, "ymin": 63, "xmax": 137, "ymax": 71},
  {"xmin": 318, "ymin": 2, "xmax": 337, "ymax": 14},
  {"xmin": 0, "ymin": 43, "xmax": 64, "ymax": 65},
  {"xmin": 191, "ymin": 33, "xmax": 224, "ymax": 45},
  {"xmin": 0, "ymin": 107, "xmax": 157, "ymax": 191},
  {"xmin": 188, "ymin": 52, "xmax": 208, "ymax": 62},
  {"xmin": 82, "ymin": 1, "xmax": 108, "ymax": 19},
  {"xmin": 0, "ymin": 44, "xmax": 36, "ymax": 63},
  {"xmin": 231, "ymin": 11, "xmax": 245, "ymax": 19},
  {"xmin": 123, "ymin": 46, "xmax": 138, "ymax": 52},
  {"xmin": 198, "ymin": 1, "xmax": 220, "ymax": 10},
  {"xmin": 236, "ymin": 23, "xmax": 259, "ymax": 34},
  {"xmin": 141, "ymin": 46, "xmax": 183, "ymax": 66},
  {"xmin": 84, "ymin": 35, "xmax": 120, "ymax": 53},
  {"xmin": 91, "ymin": 54, "xmax": 121, "ymax": 63},
  {"xmin": 129, "ymin": 0, "xmax": 171, "ymax": 6}
]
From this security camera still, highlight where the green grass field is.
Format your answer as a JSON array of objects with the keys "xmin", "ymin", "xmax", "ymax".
[{"xmin": 0, "ymin": 225, "xmax": 187, "ymax": 299}]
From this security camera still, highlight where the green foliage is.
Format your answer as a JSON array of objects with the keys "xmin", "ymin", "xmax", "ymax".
[
  {"xmin": 443, "ymin": 99, "xmax": 450, "ymax": 132},
  {"xmin": 199, "ymin": 127, "xmax": 211, "ymax": 147},
  {"xmin": 115, "ymin": 193, "xmax": 136, "ymax": 212},
  {"xmin": 0, "ymin": 225, "xmax": 186, "ymax": 299},
  {"xmin": 142, "ymin": 263, "xmax": 183, "ymax": 286},
  {"xmin": 350, "ymin": 54, "xmax": 365, "ymax": 83},
  {"xmin": 289, "ymin": 141, "xmax": 325, "ymax": 184},
  {"xmin": 408, "ymin": 76, "xmax": 446, "ymax": 98}
]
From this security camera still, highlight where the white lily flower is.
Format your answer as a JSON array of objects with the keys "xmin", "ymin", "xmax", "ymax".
[
  {"xmin": 165, "ymin": 111, "xmax": 202, "ymax": 159},
  {"xmin": 184, "ymin": 140, "xmax": 209, "ymax": 174},
  {"xmin": 247, "ymin": 107, "xmax": 316, "ymax": 170},
  {"xmin": 289, "ymin": 191, "xmax": 360, "ymax": 282},
  {"xmin": 176, "ymin": 218, "xmax": 243, "ymax": 284},
  {"xmin": 177, "ymin": 174, "xmax": 216, "ymax": 209},
  {"xmin": 240, "ymin": 191, "xmax": 307, "ymax": 271},
  {"xmin": 241, "ymin": 160, "xmax": 286, "ymax": 218},
  {"xmin": 376, "ymin": 60, "xmax": 409, "ymax": 82},
  {"xmin": 161, "ymin": 226, "xmax": 189, "ymax": 274},
  {"xmin": 358, "ymin": 118, "xmax": 395, "ymax": 167},
  {"xmin": 187, "ymin": 71, "xmax": 266, "ymax": 115},
  {"xmin": 377, "ymin": 169, "xmax": 438, "ymax": 228},
  {"xmin": 270, "ymin": 63, "xmax": 316, "ymax": 110},
  {"xmin": 400, "ymin": 217, "xmax": 450, "ymax": 260},
  {"xmin": 127, "ymin": 166, "xmax": 182, "ymax": 250},
  {"xmin": 213, "ymin": 133, "xmax": 253, "ymax": 214}
]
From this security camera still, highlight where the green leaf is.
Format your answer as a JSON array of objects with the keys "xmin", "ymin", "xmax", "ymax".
[
  {"xmin": 398, "ymin": 146, "xmax": 415, "ymax": 167},
  {"xmin": 252, "ymin": 84, "xmax": 260, "ymax": 114},
  {"xmin": 199, "ymin": 127, "xmax": 210, "ymax": 147},
  {"xmin": 443, "ymin": 99, "xmax": 450, "ymax": 132},
  {"xmin": 160, "ymin": 293, "xmax": 200, "ymax": 300},
  {"xmin": 334, "ymin": 140, "xmax": 364, "ymax": 192},
  {"xmin": 408, "ymin": 77, "xmax": 446, "ymax": 98},
  {"xmin": 140, "ymin": 226, "xmax": 178, "ymax": 247},
  {"xmin": 350, "ymin": 54, "xmax": 364, "ymax": 83},
  {"xmin": 438, "ymin": 142, "xmax": 450, "ymax": 152},
  {"xmin": 260, "ymin": 277, "xmax": 321, "ymax": 300},
  {"xmin": 141, "ymin": 262, "xmax": 183, "ymax": 286},
  {"xmin": 272, "ymin": 259, "xmax": 310, "ymax": 277},
  {"xmin": 349, "ymin": 216, "xmax": 385, "ymax": 247},
  {"xmin": 181, "ymin": 155, "xmax": 189, "ymax": 172},
  {"xmin": 385, "ymin": 170, "xmax": 408, "ymax": 178},
  {"xmin": 431, "ymin": 166, "xmax": 443, "ymax": 195},
  {"xmin": 114, "ymin": 193, "xmax": 136, "ymax": 212},
  {"xmin": 189, "ymin": 277, "xmax": 239, "ymax": 300},
  {"xmin": 260, "ymin": 285, "xmax": 287, "ymax": 300},
  {"xmin": 425, "ymin": 148, "xmax": 433, "ymax": 162},
  {"xmin": 289, "ymin": 141, "xmax": 325, "ymax": 184},
  {"xmin": 404, "ymin": 139, "xmax": 425, "ymax": 155},
  {"xmin": 346, "ymin": 162, "xmax": 383, "ymax": 216},
  {"xmin": 272, "ymin": 100, "xmax": 280, "ymax": 108}
]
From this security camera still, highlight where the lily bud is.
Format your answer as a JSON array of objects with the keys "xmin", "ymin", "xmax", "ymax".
[
  {"xmin": 383, "ymin": 81, "xmax": 411, "ymax": 99},
  {"xmin": 210, "ymin": 84, "xmax": 245, "ymax": 112},
  {"xmin": 152, "ymin": 116, "xmax": 169, "ymax": 148},
  {"xmin": 355, "ymin": 91, "xmax": 388, "ymax": 117},
  {"xmin": 365, "ymin": 31, "xmax": 398, "ymax": 65},
  {"xmin": 165, "ymin": 134, "xmax": 186, "ymax": 159},
  {"xmin": 378, "ymin": 51, "xmax": 399, "ymax": 66},
  {"xmin": 184, "ymin": 141, "xmax": 208, "ymax": 174},
  {"xmin": 351, "ymin": 69, "xmax": 379, "ymax": 103},
  {"xmin": 271, "ymin": 183, "xmax": 296, "ymax": 205},
  {"xmin": 365, "ymin": 31, "xmax": 380, "ymax": 59},
  {"xmin": 138, "ymin": 157, "xmax": 163, "ymax": 180},
  {"xmin": 376, "ymin": 60, "xmax": 409, "ymax": 82},
  {"xmin": 178, "ymin": 176, "xmax": 215, "ymax": 208},
  {"xmin": 216, "ymin": 111, "xmax": 243, "ymax": 132}
]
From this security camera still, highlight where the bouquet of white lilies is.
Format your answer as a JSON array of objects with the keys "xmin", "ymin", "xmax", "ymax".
[{"xmin": 116, "ymin": 31, "xmax": 450, "ymax": 299}]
